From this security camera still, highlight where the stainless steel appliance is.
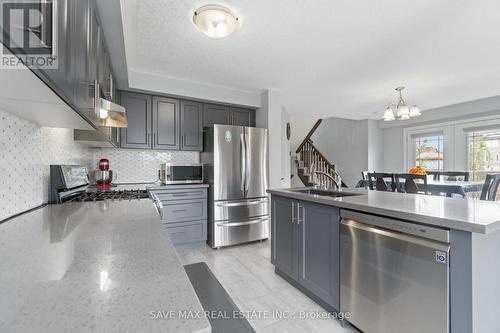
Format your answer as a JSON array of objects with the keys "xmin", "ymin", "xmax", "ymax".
[
  {"xmin": 49, "ymin": 165, "xmax": 148, "ymax": 204},
  {"xmin": 93, "ymin": 170, "xmax": 116, "ymax": 185},
  {"xmin": 160, "ymin": 163, "xmax": 204, "ymax": 184},
  {"xmin": 340, "ymin": 210, "xmax": 450, "ymax": 333},
  {"xmin": 201, "ymin": 125, "xmax": 269, "ymax": 248}
]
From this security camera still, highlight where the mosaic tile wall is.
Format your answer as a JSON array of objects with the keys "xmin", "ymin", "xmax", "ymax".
[
  {"xmin": 89, "ymin": 148, "xmax": 199, "ymax": 183},
  {"xmin": 0, "ymin": 110, "xmax": 91, "ymax": 220}
]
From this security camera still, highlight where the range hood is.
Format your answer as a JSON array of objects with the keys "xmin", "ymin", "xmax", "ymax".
[{"xmin": 97, "ymin": 98, "xmax": 128, "ymax": 128}]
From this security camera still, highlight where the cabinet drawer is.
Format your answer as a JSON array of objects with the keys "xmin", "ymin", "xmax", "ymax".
[
  {"xmin": 214, "ymin": 198, "xmax": 268, "ymax": 221},
  {"xmin": 165, "ymin": 220, "xmax": 207, "ymax": 245},
  {"xmin": 151, "ymin": 188, "xmax": 207, "ymax": 201},
  {"xmin": 161, "ymin": 199, "xmax": 207, "ymax": 223}
]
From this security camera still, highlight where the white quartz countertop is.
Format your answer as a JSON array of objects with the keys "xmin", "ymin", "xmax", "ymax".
[
  {"xmin": 0, "ymin": 200, "xmax": 211, "ymax": 333},
  {"xmin": 267, "ymin": 188, "xmax": 500, "ymax": 234}
]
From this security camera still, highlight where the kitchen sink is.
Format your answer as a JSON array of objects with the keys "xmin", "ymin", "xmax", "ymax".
[{"xmin": 292, "ymin": 188, "xmax": 361, "ymax": 197}]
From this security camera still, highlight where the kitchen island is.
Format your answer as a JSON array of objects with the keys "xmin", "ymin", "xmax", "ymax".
[
  {"xmin": 268, "ymin": 187, "xmax": 500, "ymax": 333},
  {"xmin": 0, "ymin": 200, "xmax": 211, "ymax": 333}
]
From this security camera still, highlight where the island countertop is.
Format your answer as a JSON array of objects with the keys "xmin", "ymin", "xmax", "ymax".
[
  {"xmin": 267, "ymin": 187, "xmax": 500, "ymax": 234},
  {"xmin": 0, "ymin": 200, "xmax": 211, "ymax": 333}
]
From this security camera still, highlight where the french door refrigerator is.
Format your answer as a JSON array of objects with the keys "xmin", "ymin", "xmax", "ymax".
[{"xmin": 202, "ymin": 124, "xmax": 269, "ymax": 248}]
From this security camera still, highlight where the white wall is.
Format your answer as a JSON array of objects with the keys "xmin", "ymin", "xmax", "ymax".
[
  {"xmin": 311, "ymin": 117, "xmax": 369, "ymax": 187},
  {"xmin": 260, "ymin": 90, "xmax": 287, "ymax": 190}
]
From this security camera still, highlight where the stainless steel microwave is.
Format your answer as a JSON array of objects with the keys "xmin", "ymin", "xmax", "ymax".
[{"xmin": 160, "ymin": 163, "xmax": 204, "ymax": 185}]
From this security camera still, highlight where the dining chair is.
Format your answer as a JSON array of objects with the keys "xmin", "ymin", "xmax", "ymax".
[
  {"xmin": 395, "ymin": 173, "xmax": 428, "ymax": 194},
  {"xmin": 437, "ymin": 171, "xmax": 470, "ymax": 181},
  {"xmin": 367, "ymin": 173, "xmax": 396, "ymax": 192},
  {"xmin": 426, "ymin": 171, "xmax": 440, "ymax": 181},
  {"xmin": 480, "ymin": 174, "xmax": 500, "ymax": 201}
]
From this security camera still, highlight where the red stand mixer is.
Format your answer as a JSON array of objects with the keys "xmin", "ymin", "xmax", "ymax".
[{"xmin": 93, "ymin": 158, "xmax": 116, "ymax": 186}]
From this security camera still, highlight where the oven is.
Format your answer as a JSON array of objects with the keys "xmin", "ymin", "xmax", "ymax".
[{"xmin": 160, "ymin": 164, "xmax": 204, "ymax": 185}]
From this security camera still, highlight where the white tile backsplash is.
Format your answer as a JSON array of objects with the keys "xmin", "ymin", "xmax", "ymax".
[
  {"xmin": 0, "ymin": 109, "xmax": 200, "ymax": 220},
  {"xmin": 89, "ymin": 148, "xmax": 199, "ymax": 183},
  {"xmin": 0, "ymin": 110, "xmax": 91, "ymax": 220}
]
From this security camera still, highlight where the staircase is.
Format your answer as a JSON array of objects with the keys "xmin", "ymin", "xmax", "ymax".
[{"xmin": 295, "ymin": 119, "xmax": 346, "ymax": 189}]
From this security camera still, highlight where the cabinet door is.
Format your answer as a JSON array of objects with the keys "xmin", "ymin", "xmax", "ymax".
[
  {"xmin": 298, "ymin": 201, "xmax": 340, "ymax": 310},
  {"xmin": 152, "ymin": 96, "xmax": 180, "ymax": 150},
  {"xmin": 230, "ymin": 107, "xmax": 255, "ymax": 127},
  {"xmin": 71, "ymin": 0, "xmax": 93, "ymax": 123},
  {"xmin": 119, "ymin": 92, "xmax": 152, "ymax": 148},
  {"xmin": 86, "ymin": 6, "xmax": 100, "ymax": 124},
  {"xmin": 271, "ymin": 196, "xmax": 298, "ymax": 280},
  {"xmin": 203, "ymin": 103, "xmax": 230, "ymax": 127},
  {"xmin": 43, "ymin": 0, "xmax": 74, "ymax": 103},
  {"xmin": 98, "ymin": 36, "xmax": 111, "ymax": 100},
  {"xmin": 180, "ymin": 100, "xmax": 203, "ymax": 151}
]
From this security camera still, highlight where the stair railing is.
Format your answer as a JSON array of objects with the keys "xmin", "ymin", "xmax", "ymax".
[{"xmin": 297, "ymin": 139, "xmax": 338, "ymax": 189}]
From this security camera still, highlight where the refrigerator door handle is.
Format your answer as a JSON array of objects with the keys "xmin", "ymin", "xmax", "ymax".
[
  {"xmin": 240, "ymin": 133, "xmax": 247, "ymax": 193},
  {"xmin": 244, "ymin": 131, "xmax": 250, "ymax": 197}
]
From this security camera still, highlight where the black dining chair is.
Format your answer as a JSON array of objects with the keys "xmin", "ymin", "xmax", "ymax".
[
  {"xmin": 436, "ymin": 171, "xmax": 470, "ymax": 181},
  {"xmin": 426, "ymin": 171, "xmax": 441, "ymax": 181},
  {"xmin": 480, "ymin": 174, "xmax": 500, "ymax": 201},
  {"xmin": 367, "ymin": 173, "xmax": 396, "ymax": 192},
  {"xmin": 395, "ymin": 173, "xmax": 428, "ymax": 194}
]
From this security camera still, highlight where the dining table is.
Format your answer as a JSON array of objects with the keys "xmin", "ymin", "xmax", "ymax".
[{"xmin": 356, "ymin": 179, "xmax": 484, "ymax": 197}]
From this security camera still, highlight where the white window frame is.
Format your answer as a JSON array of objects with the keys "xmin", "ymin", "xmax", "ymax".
[
  {"xmin": 404, "ymin": 125, "xmax": 454, "ymax": 172},
  {"xmin": 403, "ymin": 114, "xmax": 500, "ymax": 172}
]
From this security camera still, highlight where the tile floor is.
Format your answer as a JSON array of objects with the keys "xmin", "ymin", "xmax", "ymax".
[{"xmin": 176, "ymin": 240, "xmax": 360, "ymax": 333}]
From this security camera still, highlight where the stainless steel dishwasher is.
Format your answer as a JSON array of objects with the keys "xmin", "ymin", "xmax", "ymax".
[{"xmin": 340, "ymin": 210, "xmax": 450, "ymax": 333}]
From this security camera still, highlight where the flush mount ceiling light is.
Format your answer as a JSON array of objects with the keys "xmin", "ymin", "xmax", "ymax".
[
  {"xmin": 193, "ymin": 5, "xmax": 239, "ymax": 38},
  {"xmin": 383, "ymin": 86, "xmax": 421, "ymax": 121}
]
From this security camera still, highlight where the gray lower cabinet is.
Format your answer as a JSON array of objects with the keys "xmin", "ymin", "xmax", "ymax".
[
  {"xmin": 180, "ymin": 100, "xmax": 203, "ymax": 151},
  {"xmin": 271, "ymin": 195, "xmax": 340, "ymax": 310},
  {"xmin": 150, "ymin": 187, "xmax": 208, "ymax": 246},
  {"xmin": 120, "ymin": 92, "xmax": 152, "ymax": 148},
  {"xmin": 297, "ymin": 201, "xmax": 340, "ymax": 310},
  {"xmin": 152, "ymin": 97, "xmax": 180, "ymax": 150},
  {"xmin": 272, "ymin": 196, "xmax": 298, "ymax": 279}
]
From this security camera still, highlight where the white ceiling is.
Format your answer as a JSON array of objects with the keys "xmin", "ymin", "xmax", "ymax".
[{"xmin": 120, "ymin": 0, "xmax": 500, "ymax": 119}]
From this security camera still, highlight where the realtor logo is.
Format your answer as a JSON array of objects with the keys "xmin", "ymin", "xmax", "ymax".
[{"xmin": 1, "ymin": 0, "xmax": 58, "ymax": 69}]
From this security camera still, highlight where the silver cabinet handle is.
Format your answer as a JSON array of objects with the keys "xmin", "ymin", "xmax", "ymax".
[
  {"xmin": 153, "ymin": 133, "xmax": 156, "ymax": 146},
  {"xmin": 216, "ymin": 199, "xmax": 268, "ymax": 207},
  {"xmin": 172, "ymin": 209, "xmax": 187, "ymax": 213},
  {"xmin": 296, "ymin": 202, "xmax": 301, "ymax": 225},
  {"xmin": 291, "ymin": 202, "xmax": 296, "ymax": 224}
]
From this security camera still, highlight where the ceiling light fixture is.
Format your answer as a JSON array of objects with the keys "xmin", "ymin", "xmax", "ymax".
[
  {"xmin": 383, "ymin": 86, "xmax": 421, "ymax": 121},
  {"xmin": 193, "ymin": 5, "xmax": 239, "ymax": 39}
]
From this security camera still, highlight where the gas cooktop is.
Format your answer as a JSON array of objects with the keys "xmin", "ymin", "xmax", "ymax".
[{"xmin": 64, "ymin": 189, "xmax": 150, "ymax": 203}]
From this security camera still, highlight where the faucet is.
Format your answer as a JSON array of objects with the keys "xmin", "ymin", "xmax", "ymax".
[{"xmin": 314, "ymin": 170, "xmax": 342, "ymax": 190}]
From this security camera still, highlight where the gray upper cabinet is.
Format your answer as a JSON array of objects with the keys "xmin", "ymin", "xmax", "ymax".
[
  {"xmin": 230, "ymin": 107, "xmax": 255, "ymax": 127},
  {"xmin": 43, "ymin": 0, "xmax": 74, "ymax": 103},
  {"xmin": 152, "ymin": 97, "xmax": 180, "ymax": 150},
  {"xmin": 120, "ymin": 92, "xmax": 152, "ymax": 149},
  {"xmin": 181, "ymin": 100, "xmax": 203, "ymax": 151},
  {"xmin": 298, "ymin": 201, "xmax": 340, "ymax": 310},
  {"xmin": 203, "ymin": 103, "xmax": 256, "ymax": 128},
  {"xmin": 203, "ymin": 104, "xmax": 230, "ymax": 127},
  {"xmin": 272, "ymin": 196, "xmax": 298, "ymax": 279}
]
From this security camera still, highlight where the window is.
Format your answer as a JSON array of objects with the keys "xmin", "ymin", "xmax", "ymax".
[
  {"xmin": 467, "ymin": 128, "xmax": 500, "ymax": 181},
  {"xmin": 412, "ymin": 133, "xmax": 445, "ymax": 171}
]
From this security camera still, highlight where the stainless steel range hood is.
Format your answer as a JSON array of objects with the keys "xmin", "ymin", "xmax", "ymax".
[{"xmin": 98, "ymin": 98, "xmax": 128, "ymax": 128}]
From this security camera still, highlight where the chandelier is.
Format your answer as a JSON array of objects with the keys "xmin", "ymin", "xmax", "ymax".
[{"xmin": 383, "ymin": 87, "xmax": 421, "ymax": 121}]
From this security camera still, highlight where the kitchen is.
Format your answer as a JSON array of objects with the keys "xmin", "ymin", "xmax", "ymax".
[{"xmin": 1, "ymin": 1, "xmax": 500, "ymax": 333}]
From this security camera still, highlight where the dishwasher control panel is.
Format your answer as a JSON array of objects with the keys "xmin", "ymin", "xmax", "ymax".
[{"xmin": 340, "ymin": 209, "xmax": 450, "ymax": 243}]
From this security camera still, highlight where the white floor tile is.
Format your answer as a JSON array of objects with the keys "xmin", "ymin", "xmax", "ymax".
[{"xmin": 177, "ymin": 241, "xmax": 357, "ymax": 333}]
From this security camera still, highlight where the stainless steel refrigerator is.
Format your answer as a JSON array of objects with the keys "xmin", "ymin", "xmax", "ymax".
[{"xmin": 202, "ymin": 124, "xmax": 269, "ymax": 248}]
